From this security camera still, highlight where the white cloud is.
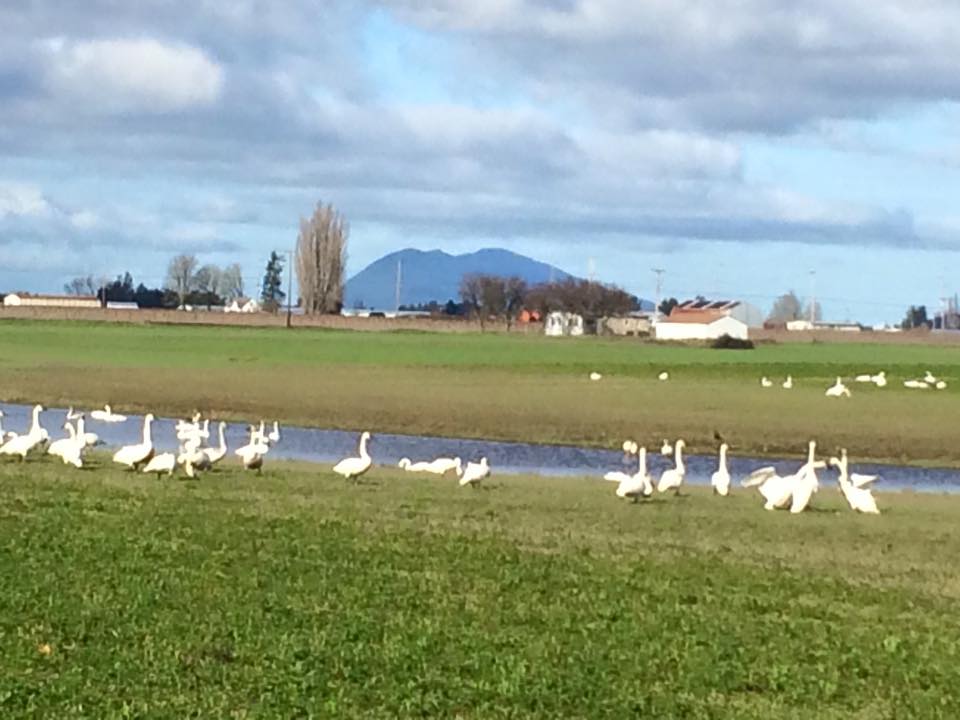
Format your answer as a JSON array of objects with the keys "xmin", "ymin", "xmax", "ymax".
[
  {"xmin": 0, "ymin": 182, "xmax": 51, "ymax": 218},
  {"xmin": 41, "ymin": 37, "xmax": 224, "ymax": 113}
]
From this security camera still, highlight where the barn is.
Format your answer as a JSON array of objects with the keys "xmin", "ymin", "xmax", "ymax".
[
  {"xmin": 654, "ymin": 310, "xmax": 749, "ymax": 341},
  {"xmin": 3, "ymin": 292, "xmax": 100, "ymax": 309}
]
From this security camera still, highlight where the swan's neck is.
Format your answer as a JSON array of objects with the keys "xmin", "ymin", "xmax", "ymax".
[
  {"xmin": 637, "ymin": 449, "xmax": 647, "ymax": 476},
  {"xmin": 66, "ymin": 424, "xmax": 76, "ymax": 439},
  {"xmin": 218, "ymin": 424, "xmax": 226, "ymax": 449},
  {"xmin": 142, "ymin": 418, "xmax": 153, "ymax": 444},
  {"xmin": 77, "ymin": 417, "xmax": 85, "ymax": 435},
  {"xmin": 30, "ymin": 407, "xmax": 41, "ymax": 432},
  {"xmin": 675, "ymin": 443, "xmax": 684, "ymax": 470},
  {"xmin": 359, "ymin": 435, "xmax": 370, "ymax": 460}
]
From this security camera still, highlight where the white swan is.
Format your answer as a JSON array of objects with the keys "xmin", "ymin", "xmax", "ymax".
[
  {"xmin": 658, "ymin": 371, "xmax": 669, "ymax": 381},
  {"xmin": 399, "ymin": 457, "xmax": 462, "ymax": 475},
  {"xmin": 112, "ymin": 413, "xmax": 155, "ymax": 469},
  {"xmin": 91, "ymin": 404, "xmax": 127, "ymax": 423},
  {"xmin": 0, "ymin": 404, "xmax": 46, "ymax": 460},
  {"xmin": 143, "ymin": 452, "xmax": 176, "ymax": 478},
  {"xmin": 66, "ymin": 406, "xmax": 82, "ymax": 421},
  {"xmin": 605, "ymin": 441, "xmax": 639, "ymax": 483},
  {"xmin": 825, "ymin": 377, "xmax": 851, "ymax": 398},
  {"xmin": 235, "ymin": 425, "xmax": 269, "ymax": 472},
  {"xmin": 935, "ymin": 380, "xmax": 948, "ymax": 390},
  {"xmin": 75, "ymin": 415, "xmax": 99, "ymax": 447},
  {"xmin": 782, "ymin": 375, "xmax": 793, "ymax": 389},
  {"xmin": 657, "ymin": 439, "xmax": 686, "ymax": 494},
  {"xmin": 660, "ymin": 439, "xmax": 673, "ymax": 456},
  {"xmin": 873, "ymin": 372, "xmax": 887, "ymax": 387},
  {"xmin": 924, "ymin": 370, "xmax": 937, "ymax": 384},
  {"xmin": 616, "ymin": 447, "xmax": 653, "ymax": 501},
  {"xmin": 829, "ymin": 451, "xmax": 879, "ymax": 514},
  {"xmin": 789, "ymin": 440, "xmax": 821, "ymax": 513},
  {"xmin": 742, "ymin": 466, "xmax": 794, "ymax": 510},
  {"xmin": 459, "ymin": 457, "xmax": 490, "ymax": 487},
  {"xmin": 333, "ymin": 431, "xmax": 372, "ymax": 480},
  {"xmin": 710, "ymin": 442, "xmax": 731, "ymax": 496},
  {"xmin": 47, "ymin": 423, "xmax": 79, "ymax": 461},
  {"xmin": 202, "ymin": 422, "xmax": 228, "ymax": 466},
  {"xmin": 854, "ymin": 373, "xmax": 873, "ymax": 383},
  {"xmin": 760, "ymin": 376, "xmax": 773, "ymax": 387},
  {"xmin": 268, "ymin": 421, "xmax": 281, "ymax": 444},
  {"xmin": 589, "ymin": 371, "xmax": 603, "ymax": 381},
  {"xmin": 904, "ymin": 380, "xmax": 930, "ymax": 389}
]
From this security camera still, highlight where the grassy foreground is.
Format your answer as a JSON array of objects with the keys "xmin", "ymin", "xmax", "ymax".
[
  {"xmin": 1, "ymin": 458, "xmax": 959, "ymax": 718},
  {"xmin": 2, "ymin": 320, "xmax": 960, "ymax": 464}
]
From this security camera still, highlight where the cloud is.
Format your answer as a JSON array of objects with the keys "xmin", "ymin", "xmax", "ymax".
[{"xmin": 40, "ymin": 37, "xmax": 224, "ymax": 114}]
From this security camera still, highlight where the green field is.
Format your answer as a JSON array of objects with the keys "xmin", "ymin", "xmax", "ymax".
[
  {"xmin": 1, "ymin": 459, "xmax": 958, "ymax": 718},
  {"xmin": 1, "ymin": 319, "xmax": 960, "ymax": 464}
]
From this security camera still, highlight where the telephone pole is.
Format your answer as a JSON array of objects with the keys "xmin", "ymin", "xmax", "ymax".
[
  {"xmin": 285, "ymin": 249, "xmax": 293, "ymax": 328},
  {"xmin": 808, "ymin": 269, "xmax": 816, "ymax": 324}
]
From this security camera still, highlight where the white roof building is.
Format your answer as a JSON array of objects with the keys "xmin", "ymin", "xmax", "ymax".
[
  {"xmin": 3, "ymin": 293, "xmax": 100, "ymax": 309},
  {"xmin": 224, "ymin": 297, "xmax": 261, "ymax": 313},
  {"xmin": 654, "ymin": 309, "xmax": 749, "ymax": 341}
]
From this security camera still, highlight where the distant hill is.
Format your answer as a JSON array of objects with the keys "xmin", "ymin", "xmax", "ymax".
[{"xmin": 344, "ymin": 248, "xmax": 574, "ymax": 309}]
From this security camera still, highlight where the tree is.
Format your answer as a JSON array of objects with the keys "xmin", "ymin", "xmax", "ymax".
[
  {"xmin": 165, "ymin": 254, "xmax": 198, "ymax": 307},
  {"xmin": 767, "ymin": 291, "xmax": 803, "ymax": 323},
  {"xmin": 525, "ymin": 279, "xmax": 637, "ymax": 320},
  {"xmin": 459, "ymin": 273, "xmax": 486, "ymax": 329},
  {"xmin": 296, "ymin": 202, "xmax": 347, "ymax": 314},
  {"xmin": 220, "ymin": 263, "xmax": 244, "ymax": 300},
  {"xmin": 260, "ymin": 251, "xmax": 286, "ymax": 314},
  {"xmin": 803, "ymin": 300, "xmax": 823, "ymax": 323},
  {"xmin": 658, "ymin": 297, "xmax": 679, "ymax": 317},
  {"xmin": 193, "ymin": 264, "xmax": 224, "ymax": 310},
  {"xmin": 503, "ymin": 277, "xmax": 528, "ymax": 330},
  {"xmin": 901, "ymin": 305, "xmax": 930, "ymax": 330},
  {"xmin": 64, "ymin": 275, "xmax": 99, "ymax": 297}
]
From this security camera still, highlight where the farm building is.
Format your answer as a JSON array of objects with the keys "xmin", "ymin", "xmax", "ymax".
[
  {"xmin": 598, "ymin": 314, "xmax": 652, "ymax": 336},
  {"xmin": 544, "ymin": 311, "xmax": 584, "ymax": 337},
  {"xmin": 224, "ymin": 297, "xmax": 261, "ymax": 313},
  {"xmin": 654, "ymin": 309, "xmax": 749, "ymax": 341},
  {"xmin": 671, "ymin": 299, "xmax": 764, "ymax": 327},
  {"xmin": 3, "ymin": 292, "xmax": 100, "ymax": 309}
]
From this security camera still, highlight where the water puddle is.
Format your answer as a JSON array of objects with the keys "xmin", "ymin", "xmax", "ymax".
[{"xmin": 2, "ymin": 402, "xmax": 958, "ymax": 493}]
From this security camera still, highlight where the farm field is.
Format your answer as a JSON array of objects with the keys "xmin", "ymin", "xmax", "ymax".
[
  {"xmin": 1, "ymin": 319, "xmax": 960, "ymax": 464},
  {"xmin": 1, "ymin": 459, "xmax": 958, "ymax": 718}
]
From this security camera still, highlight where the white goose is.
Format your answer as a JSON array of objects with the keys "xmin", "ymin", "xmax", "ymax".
[
  {"xmin": 658, "ymin": 371, "xmax": 669, "ymax": 381},
  {"xmin": 235, "ymin": 425, "xmax": 270, "ymax": 472},
  {"xmin": 112, "ymin": 413, "xmax": 155, "ymax": 469},
  {"xmin": 789, "ymin": 440, "xmax": 821, "ymax": 513},
  {"xmin": 854, "ymin": 373, "xmax": 873, "ymax": 383},
  {"xmin": 91, "ymin": 404, "xmax": 127, "ymax": 423},
  {"xmin": 47, "ymin": 423, "xmax": 79, "ymax": 461},
  {"xmin": 589, "ymin": 371, "xmax": 603, "ymax": 381},
  {"xmin": 0, "ymin": 404, "xmax": 46, "ymax": 460},
  {"xmin": 333, "ymin": 431, "xmax": 372, "ymax": 481},
  {"xmin": 616, "ymin": 447, "xmax": 653, "ymax": 501},
  {"xmin": 904, "ymin": 380, "xmax": 930, "ymax": 389},
  {"xmin": 710, "ymin": 442, "xmax": 731, "ymax": 496},
  {"xmin": 760, "ymin": 376, "xmax": 773, "ymax": 388},
  {"xmin": 268, "ymin": 421, "xmax": 281, "ymax": 444},
  {"xmin": 458, "ymin": 457, "xmax": 490, "ymax": 487},
  {"xmin": 604, "ymin": 440, "xmax": 639, "ymax": 483},
  {"xmin": 924, "ymin": 370, "xmax": 937, "ymax": 385},
  {"xmin": 782, "ymin": 375, "xmax": 793, "ymax": 389},
  {"xmin": 66, "ymin": 406, "xmax": 83, "ymax": 421},
  {"xmin": 657, "ymin": 439, "xmax": 686, "ymax": 494},
  {"xmin": 75, "ymin": 415, "xmax": 100, "ymax": 447},
  {"xmin": 660, "ymin": 439, "xmax": 673, "ymax": 456},
  {"xmin": 830, "ymin": 450, "xmax": 879, "ymax": 514},
  {"xmin": 872, "ymin": 371, "xmax": 887, "ymax": 387}
]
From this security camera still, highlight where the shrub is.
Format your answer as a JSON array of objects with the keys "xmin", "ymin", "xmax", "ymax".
[{"xmin": 711, "ymin": 334, "xmax": 754, "ymax": 350}]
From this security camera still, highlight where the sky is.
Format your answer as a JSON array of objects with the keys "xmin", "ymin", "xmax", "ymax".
[{"xmin": 2, "ymin": 1, "xmax": 960, "ymax": 324}]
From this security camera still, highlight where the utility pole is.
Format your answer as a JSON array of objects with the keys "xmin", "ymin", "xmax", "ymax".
[
  {"xmin": 395, "ymin": 258, "xmax": 402, "ymax": 312},
  {"xmin": 285, "ymin": 249, "xmax": 293, "ymax": 329},
  {"xmin": 588, "ymin": 257, "xmax": 596, "ymax": 282},
  {"xmin": 652, "ymin": 268, "xmax": 665, "ymax": 320}
]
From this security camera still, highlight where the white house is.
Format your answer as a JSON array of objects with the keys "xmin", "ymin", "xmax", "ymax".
[
  {"xmin": 544, "ymin": 311, "xmax": 584, "ymax": 337},
  {"xmin": 672, "ymin": 299, "xmax": 764, "ymax": 327},
  {"xmin": 3, "ymin": 292, "xmax": 100, "ymax": 309},
  {"xmin": 654, "ymin": 311, "xmax": 749, "ymax": 341},
  {"xmin": 224, "ymin": 297, "xmax": 261, "ymax": 313}
]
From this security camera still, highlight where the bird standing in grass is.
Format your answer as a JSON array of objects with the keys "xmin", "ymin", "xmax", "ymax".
[{"xmin": 333, "ymin": 431, "xmax": 372, "ymax": 481}]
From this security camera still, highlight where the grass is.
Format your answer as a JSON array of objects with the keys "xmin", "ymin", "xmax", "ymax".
[
  {"xmin": 2, "ymin": 319, "xmax": 960, "ymax": 464},
  {"xmin": 1, "ymin": 457, "xmax": 959, "ymax": 718}
]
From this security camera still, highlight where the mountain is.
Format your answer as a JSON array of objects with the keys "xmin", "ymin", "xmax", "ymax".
[{"xmin": 344, "ymin": 248, "xmax": 574, "ymax": 309}]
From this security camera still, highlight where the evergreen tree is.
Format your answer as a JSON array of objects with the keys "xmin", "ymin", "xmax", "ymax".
[{"xmin": 261, "ymin": 251, "xmax": 286, "ymax": 313}]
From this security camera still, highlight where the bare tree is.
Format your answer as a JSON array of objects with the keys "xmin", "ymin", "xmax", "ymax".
[
  {"xmin": 64, "ymin": 275, "xmax": 98, "ymax": 296},
  {"xmin": 194, "ymin": 264, "xmax": 223, "ymax": 296},
  {"xmin": 503, "ymin": 277, "xmax": 527, "ymax": 331},
  {"xmin": 220, "ymin": 263, "xmax": 244, "ymax": 299},
  {"xmin": 165, "ymin": 254, "xmax": 199, "ymax": 307},
  {"xmin": 459, "ymin": 273, "xmax": 487, "ymax": 330},
  {"xmin": 296, "ymin": 202, "xmax": 347, "ymax": 314},
  {"xmin": 526, "ymin": 279, "xmax": 636, "ymax": 319},
  {"xmin": 767, "ymin": 291, "xmax": 803, "ymax": 323}
]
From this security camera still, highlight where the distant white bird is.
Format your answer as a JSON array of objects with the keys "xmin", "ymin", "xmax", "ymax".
[
  {"xmin": 782, "ymin": 375, "xmax": 793, "ymax": 389},
  {"xmin": 47, "ymin": 423, "xmax": 79, "ymax": 461},
  {"xmin": 0, "ymin": 404, "xmax": 46, "ymax": 460},
  {"xmin": 854, "ymin": 373, "xmax": 873, "ymax": 383},
  {"xmin": 75, "ymin": 416, "xmax": 99, "ymax": 447},
  {"xmin": 459, "ymin": 457, "xmax": 490, "ymax": 487},
  {"xmin": 399, "ymin": 456, "xmax": 462, "ymax": 475},
  {"xmin": 589, "ymin": 371, "xmax": 603, "ymax": 381},
  {"xmin": 711, "ymin": 442, "xmax": 731, "ymax": 496},
  {"xmin": 825, "ymin": 377, "xmax": 851, "ymax": 398},
  {"xmin": 604, "ymin": 441, "xmax": 639, "ymax": 483},
  {"xmin": 235, "ymin": 425, "xmax": 269, "ymax": 472},
  {"xmin": 935, "ymin": 380, "xmax": 948, "ymax": 390},
  {"xmin": 91, "ymin": 404, "xmax": 127, "ymax": 423},
  {"xmin": 742, "ymin": 466, "xmax": 794, "ymax": 511},
  {"xmin": 616, "ymin": 447, "xmax": 653, "ymax": 501},
  {"xmin": 904, "ymin": 380, "xmax": 930, "ymax": 389},
  {"xmin": 143, "ymin": 452, "xmax": 176, "ymax": 478},
  {"xmin": 268, "ymin": 421, "xmax": 281, "ymax": 444},
  {"xmin": 760, "ymin": 376, "xmax": 773, "ymax": 387},
  {"xmin": 924, "ymin": 370, "xmax": 937, "ymax": 384},
  {"xmin": 333, "ymin": 431, "xmax": 372, "ymax": 481},
  {"xmin": 66, "ymin": 406, "xmax": 82, "ymax": 421},
  {"xmin": 202, "ymin": 422, "xmax": 228, "ymax": 466},
  {"xmin": 112, "ymin": 413, "xmax": 155, "ymax": 469},
  {"xmin": 657, "ymin": 439, "xmax": 686, "ymax": 494},
  {"xmin": 873, "ymin": 372, "xmax": 887, "ymax": 387},
  {"xmin": 660, "ymin": 439, "xmax": 673, "ymax": 456},
  {"xmin": 658, "ymin": 371, "xmax": 669, "ymax": 381},
  {"xmin": 830, "ymin": 450, "xmax": 879, "ymax": 514}
]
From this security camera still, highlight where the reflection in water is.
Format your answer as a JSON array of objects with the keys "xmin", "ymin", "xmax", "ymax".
[{"xmin": 2, "ymin": 402, "xmax": 959, "ymax": 493}]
